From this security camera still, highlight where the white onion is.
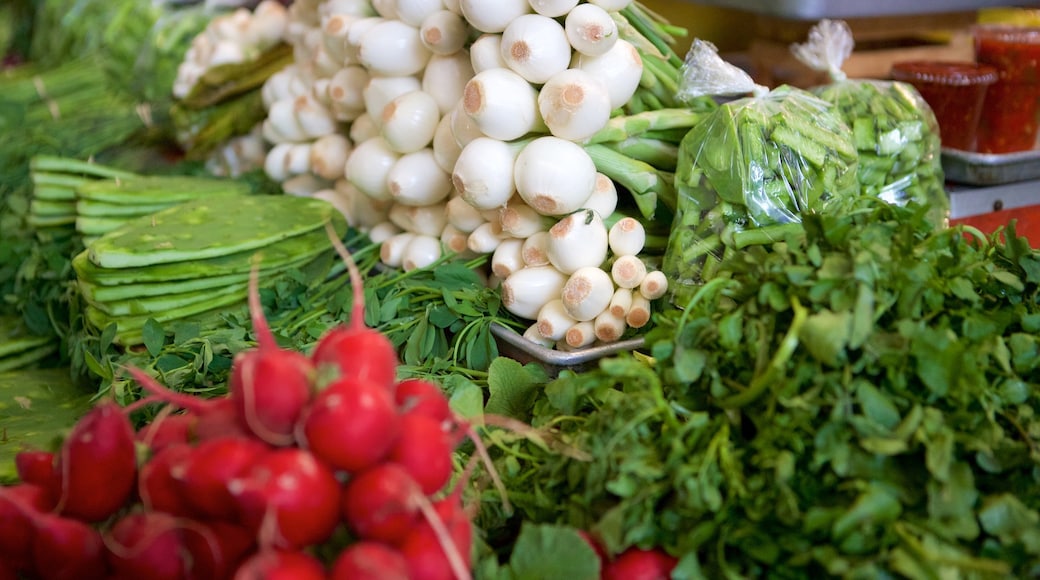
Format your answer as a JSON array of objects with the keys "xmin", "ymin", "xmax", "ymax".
[
  {"xmin": 419, "ymin": 10, "xmax": 469, "ymax": 55},
  {"xmin": 561, "ymin": 266, "xmax": 614, "ymax": 321},
  {"xmin": 362, "ymin": 75, "xmax": 422, "ymax": 127},
  {"xmin": 368, "ymin": 221, "xmax": 403, "ymax": 244},
  {"xmin": 573, "ymin": 39, "xmax": 642, "ymax": 109},
  {"xmin": 381, "ymin": 90, "xmax": 441, "ymax": 153},
  {"xmin": 310, "ymin": 133, "xmax": 352, "ymax": 180},
  {"xmin": 500, "ymin": 265, "xmax": 568, "ymax": 320},
  {"xmin": 358, "ymin": 19, "xmax": 431, "ymax": 76},
  {"xmin": 402, "ymin": 234, "xmax": 443, "ymax": 271},
  {"xmin": 469, "ymin": 33, "xmax": 507, "ymax": 73},
  {"xmin": 528, "ymin": 0, "xmax": 579, "ymax": 18},
  {"xmin": 545, "ymin": 208, "xmax": 608, "ymax": 274},
  {"xmin": 345, "ymin": 136, "xmax": 400, "ymax": 201},
  {"xmin": 513, "ymin": 136, "xmax": 596, "ymax": 216},
  {"xmin": 459, "ymin": 0, "xmax": 531, "ymax": 33},
  {"xmin": 452, "ymin": 137, "xmax": 521, "ymax": 210},
  {"xmin": 387, "ymin": 149, "xmax": 453, "ymax": 206},
  {"xmin": 500, "ymin": 14, "xmax": 572, "ymax": 84},
  {"xmin": 608, "ymin": 216, "xmax": 646, "ymax": 256},
  {"xmin": 462, "ymin": 68, "xmax": 541, "ymax": 141},
  {"xmin": 422, "ymin": 51, "xmax": 475, "ymax": 116},
  {"xmin": 564, "ymin": 3, "xmax": 618, "ymax": 57},
  {"xmin": 537, "ymin": 68, "xmax": 612, "ymax": 141},
  {"xmin": 349, "ymin": 112, "xmax": 381, "ymax": 142},
  {"xmin": 396, "ymin": 0, "xmax": 445, "ymax": 27}
]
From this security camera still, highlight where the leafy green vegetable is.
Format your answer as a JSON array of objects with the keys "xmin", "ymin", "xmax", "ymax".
[
  {"xmin": 479, "ymin": 198, "xmax": 1040, "ymax": 578},
  {"xmin": 483, "ymin": 523, "xmax": 601, "ymax": 580}
]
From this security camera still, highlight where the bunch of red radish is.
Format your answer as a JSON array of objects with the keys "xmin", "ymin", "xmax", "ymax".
[{"xmin": 0, "ymin": 234, "xmax": 477, "ymax": 580}]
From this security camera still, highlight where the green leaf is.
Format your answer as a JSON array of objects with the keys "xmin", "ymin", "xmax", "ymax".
[
  {"xmin": 799, "ymin": 308, "xmax": 850, "ymax": 367},
  {"xmin": 486, "ymin": 358, "xmax": 548, "ymax": 421},
  {"xmin": 448, "ymin": 377, "xmax": 484, "ymax": 421},
  {"xmin": 507, "ymin": 523, "xmax": 600, "ymax": 580},
  {"xmin": 141, "ymin": 318, "xmax": 166, "ymax": 357},
  {"xmin": 0, "ymin": 368, "xmax": 95, "ymax": 483}
]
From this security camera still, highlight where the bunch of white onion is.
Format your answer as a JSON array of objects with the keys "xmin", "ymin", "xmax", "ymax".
[
  {"xmin": 247, "ymin": 0, "xmax": 702, "ymax": 348},
  {"xmin": 173, "ymin": 1, "xmax": 290, "ymax": 99}
]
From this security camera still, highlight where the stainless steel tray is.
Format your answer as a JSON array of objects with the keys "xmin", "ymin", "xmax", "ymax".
[
  {"xmin": 683, "ymin": 0, "xmax": 1013, "ymax": 20},
  {"xmin": 490, "ymin": 323, "xmax": 644, "ymax": 376},
  {"xmin": 942, "ymin": 148, "xmax": 1040, "ymax": 186}
]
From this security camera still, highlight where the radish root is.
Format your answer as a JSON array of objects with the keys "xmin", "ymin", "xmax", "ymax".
[{"xmin": 413, "ymin": 493, "xmax": 472, "ymax": 580}]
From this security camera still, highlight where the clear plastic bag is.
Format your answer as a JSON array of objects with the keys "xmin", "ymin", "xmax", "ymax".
[
  {"xmin": 663, "ymin": 41, "xmax": 859, "ymax": 305},
  {"xmin": 793, "ymin": 20, "xmax": 948, "ymax": 227}
]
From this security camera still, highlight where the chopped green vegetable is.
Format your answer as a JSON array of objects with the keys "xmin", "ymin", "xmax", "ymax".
[
  {"xmin": 662, "ymin": 85, "xmax": 859, "ymax": 303},
  {"xmin": 812, "ymin": 80, "xmax": 947, "ymax": 226}
]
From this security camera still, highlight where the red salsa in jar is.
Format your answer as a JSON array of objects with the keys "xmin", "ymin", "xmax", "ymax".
[
  {"xmin": 974, "ymin": 26, "xmax": 1040, "ymax": 153},
  {"xmin": 891, "ymin": 61, "xmax": 998, "ymax": 151}
]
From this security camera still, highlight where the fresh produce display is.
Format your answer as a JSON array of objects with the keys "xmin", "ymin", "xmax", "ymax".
[
  {"xmin": 664, "ymin": 40, "xmax": 859, "ymax": 304},
  {"xmin": 2, "ymin": 2, "xmax": 1039, "ymax": 580},
  {"xmin": 792, "ymin": 19, "xmax": 948, "ymax": 227},
  {"xmin": 74, "ymin": 194, "xmax": 346, "ymax": 346}
]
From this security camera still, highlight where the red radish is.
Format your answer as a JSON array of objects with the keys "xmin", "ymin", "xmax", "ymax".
[
  {"xmin": 31, "ymin": 512, "xmax": 109, "ymax": 579},
  {"xmin": 331, "ymin": 541, "xmax": 410, "ymax": 580},
  {"xmin": 15, "ymin": 449, "xmax": 55, "ymax": 489},
  {"xmin": 227, "ymin": 448, "xmax": 342, "ymax": 549},
  {"xmin": 399, "ymin": 493, "xmax": 473, "ymax": 580},
  {"xmin": 388, "ymin": 412, "xmax": 455, "ymax": 495},
  {"xmin": 601, "ymin": 547, "xmax": 678, "ymax": 580},
  {"xmin": 53, "ymin": 401, "xmax": 137, "ymax": 523},
  {"xmin": 182, "ymin": 520, "xmax": 256, "ymax": 580},
  {"xmin": 233, "ymin": 550, "xmax": 326, "ymax": 579},
  {"xmin": 229, "ymin": 263, "xmax": 315, "ymax": 447},
  {"xmin": 136, "ymin": 409, "xmax": 194, "ymax": 451},
  {"xmin": 298, "ymin": 376, "xmax": 401, "ymax": 473},
  {"xmin": 104, "ymin": 511, "xmax": 188, "ymax": 580},
  {"xmin": 0, "ymin": 562, "xmax": 15, "ymax": 580},
  {"xmin": 342, "ymin": 463, "xmax": 423, "ymax": 543},
  {"xmin": 395, "ymin": 378, "xmax": 453, "ymax": 423},
  {"xmin": 138, "ymin": 443, "xmax": 195, "ymax": 516},
  {"xmin": 193, "ymin": 397, "xmax": 252, "ymax": 441},
  {"xmin": 171, "ymin": 436, "xmax": 269, "ymax": 520},
  {"xmin": 0, "ymin": 484, "xmax": 52, "ymax": 573},
  {"xmin": 311, "ymin": 223, "xmax": 400, "ymax": 390}
]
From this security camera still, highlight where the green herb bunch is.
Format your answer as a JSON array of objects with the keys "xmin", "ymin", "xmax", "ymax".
[{"xmin": 483, "ymin": 197, "xmax": 1040, "ymax": 578}]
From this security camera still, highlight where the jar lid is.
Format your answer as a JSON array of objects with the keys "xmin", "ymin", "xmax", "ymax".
[{"xmin": 891, "ymin": 61, "xmax": 1000, "ymax": 86}]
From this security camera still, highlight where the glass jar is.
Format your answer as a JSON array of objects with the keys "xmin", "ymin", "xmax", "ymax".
[
  {"xmin": 973, "ymin": 26, "xmax": 1040, "ymax": 153},
  {"xmin": 890, "ymin": 61, "xmax": 999, "ymax": 151}
]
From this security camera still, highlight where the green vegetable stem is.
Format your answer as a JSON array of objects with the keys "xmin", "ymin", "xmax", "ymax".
[
  {"xmin": 662, "ymin": 86, "xmax": 859, "ymax": 304},
  {"xmin": 812, "ymin": 79, "xmax": 948, "ymax": 227}
]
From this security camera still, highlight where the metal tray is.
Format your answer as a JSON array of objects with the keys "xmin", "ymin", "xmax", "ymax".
[
  {"xmin": 683, "ymin": 0, "xmax": 1014, "ymax": 20},
  {"xmin": 490, "ymin": 323, "xmax": 645, "ymax": 376},
  {"xmin": 942, "ymin": 148, "xmax": 1040, "ymax": 186}
]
